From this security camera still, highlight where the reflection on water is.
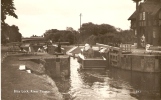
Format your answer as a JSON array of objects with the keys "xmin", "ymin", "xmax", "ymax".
[{"xmin": 59, "ymin": 57, "xmax": 161, "ymax": 100}]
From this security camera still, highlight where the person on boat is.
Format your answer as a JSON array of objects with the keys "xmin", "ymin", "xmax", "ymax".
[
  {"xmin": 99, "ymin": 47, "xmax": 108, "ymax": 58},
  {"xmin": 83, "ymin": 43, "xmax": 90, "ymax": 58},
  {"xmin": 87, "ymin": 45, "xmax": 94, "ymax": 58}
]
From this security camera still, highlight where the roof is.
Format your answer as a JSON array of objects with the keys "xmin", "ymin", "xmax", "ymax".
[
  {"xmin": 151, "ymin": 4, "xmax": 161, "ymax": 15},
  {"xmin": 128, "ymin": 11, "xmax": 137, "ymax": 20},
  {"xmin": 128, "ymin": 1, "xmax": 161, "ymax": 20},
  {"xmin": 141, "ymin": 2, "xmax": 161, "ymax": 14}
]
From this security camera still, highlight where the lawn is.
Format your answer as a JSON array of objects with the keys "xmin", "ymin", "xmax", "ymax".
[{"xmin": 1, "ymin": 46, "xmax": 63, "ymax": 100}]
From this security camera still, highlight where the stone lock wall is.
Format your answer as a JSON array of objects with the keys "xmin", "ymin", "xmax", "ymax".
[
  {"xmin": 120, "ymin": 55, "xmax": 161, "ymax": 72},
  {"xmin": 44, "ymin": 56, "xmax": 70, "ymax": 78}
]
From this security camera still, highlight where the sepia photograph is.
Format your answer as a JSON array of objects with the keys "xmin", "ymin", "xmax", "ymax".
[{"xmin": 1, "ymin": 0, "xmax": 161, "ymax": 100}]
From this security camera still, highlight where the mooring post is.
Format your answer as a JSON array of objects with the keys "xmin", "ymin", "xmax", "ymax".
[{"xmin": 56, "ymin": 57, "xmax": 60, "ymax": 77}]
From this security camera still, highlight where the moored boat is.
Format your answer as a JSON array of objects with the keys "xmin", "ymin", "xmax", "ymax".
[
  {"xmin": 77, "ymin": 53, "xmax": 107, "ymax": 69},
  {"xmin": 77, "ymin": 44, "xmax": 107, "ymax": 69}
]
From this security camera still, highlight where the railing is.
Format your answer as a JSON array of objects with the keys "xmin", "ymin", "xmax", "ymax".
[
  {"xmin": 120, "ymin": 44, "xmax": 132, "ymax": 53},
  {"xmin": 96, "ymin": 43, "xmax": 123, "ymax": 67}
]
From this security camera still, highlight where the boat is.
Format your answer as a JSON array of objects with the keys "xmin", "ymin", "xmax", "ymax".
[{"xmin": 77, "ymin": 48, "xmax": 107, "ymax": 69}]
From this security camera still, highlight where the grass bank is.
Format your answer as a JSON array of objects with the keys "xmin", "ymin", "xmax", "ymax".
[
  {"xmin": 1, "ymin": 45, "xmax": 76, "ymax": 100},
  {"xmin": 1, "ymin": 54, "xmax": 63, "ymax": 100}
]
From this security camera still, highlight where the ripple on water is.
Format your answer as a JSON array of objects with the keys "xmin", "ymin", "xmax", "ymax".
[{"xmin": 57, "ymin": 57, "xmax": 161, "ymax": 100}]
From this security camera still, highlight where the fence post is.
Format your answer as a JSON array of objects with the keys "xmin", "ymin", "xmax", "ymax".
[{"xmin": 119, "ymin": 47, "xmax": 122, "ymax": 67}]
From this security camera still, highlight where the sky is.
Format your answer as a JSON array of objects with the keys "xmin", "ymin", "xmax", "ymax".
[{"xmin": 5, "ymin": 0, "xmax": 139, "ymax": 37}]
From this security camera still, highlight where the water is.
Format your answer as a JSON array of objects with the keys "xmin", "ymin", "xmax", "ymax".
[{"xmin": 56, "ymin": 57, "xmax": 161, "ymax": 100}]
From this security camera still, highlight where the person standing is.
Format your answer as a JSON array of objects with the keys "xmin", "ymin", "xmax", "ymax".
[
  {"xmin": 87, "ymin": 45, "xmax": 94, "ymax": 58},
  {"xmin": 57, "ymin": 39, "xmax": 61, "ymax": 53}
]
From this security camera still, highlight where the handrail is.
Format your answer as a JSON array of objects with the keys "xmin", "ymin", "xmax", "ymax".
[{"xmin": 96, "ymin": 43, "xmax": 121, "ymax": 51}]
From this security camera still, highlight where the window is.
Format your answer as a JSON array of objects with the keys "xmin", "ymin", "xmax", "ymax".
[
  {"xmin": 143, "ymin": 12, "xmax": 146, "ymax": 20},
  {"xmin": 135, "ymin": 30, "xmax": 137, "ymax": 35},
  {"xmin": 140, "ymin": 21, "xmax": 146, "ymax": 26}
]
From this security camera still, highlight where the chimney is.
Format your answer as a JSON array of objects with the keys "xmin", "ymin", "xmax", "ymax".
[{"xmin": 136, "ymin": 1, "xmax": 139, "ymax": 10}]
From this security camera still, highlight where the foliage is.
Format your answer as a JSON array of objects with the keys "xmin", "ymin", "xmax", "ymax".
[
  {"xmin": 84, "ymin": 29, "xmax": 135, "ymax": 46},
  {"xmin": 80, "ymin": 22, "xmax": 117, "ymax": 42},
  {"xmin": 1, "ymin": 23, "xmax": 9, "ymax": 44},
  {"xmin": 132, "ymin": 0, "xmax": 142, "ymax": 2},
  {"xmin": 1, "ymin": 0, "xmax": 21, "ymax": 44},
  {"xmin": 44, "ymin": 29, "xmax": 58, "ymax": 40},
  {"xmin": 1, "ymin": 0, "xmax": 18, "ymax": 24},
  {"xmin": 1, "ymin": 25, "xmax": 22, "ymax": 44},
  {"xmin": 84, "ymin": 35, "xmax": 96, "ymax": 45},
  {"xmin": 43, "ymin": 29, "xmax": 77, "ymax": 44},
  {"xmin": 117, "ymin": 30, "xmax": 135, "ymax": 43},
  {"xmin": 43, "ymin": 23, "xmax": 134, "ymax": 46},
  {"xmin": 10, "ymin": 25, "xmax": 22, "ymax": 42}
]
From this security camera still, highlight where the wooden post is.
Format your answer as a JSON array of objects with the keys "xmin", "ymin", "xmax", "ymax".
[
  {"xmin": 109, "ymin": 51, "xmax": 111, "ymax": 67},
  {"xmin": 119, "ymin": 47, "xmax": 122, "ymax": 67}
]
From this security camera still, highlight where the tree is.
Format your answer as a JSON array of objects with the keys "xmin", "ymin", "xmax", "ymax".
[
  {"xmin": 66, "ymin": 32, "xmax": 75, "ymax": 44},
  {"xmin": 84, "ymin": 35, "xmax": 96, "ymax": 45},
  {"xmin": 43, "ymin": 29, "xmax": 58, "ymax": 41},
  {"xmin": 117, "ymin": 30, "xmax": 135, "ymax": 44},
  {"xmin": 1, "ymin": 0, "xmax": 19, "ymax": 44},
  {"xmin": 1, "ymin": 24, "xmax": 22, "ymax": 43},
  {"xmin": 8, "ymin": 25, "xmax": 22, "ymax": 42},
  {"xmin": 98, "ymin": 24, "xmax": 117, "ymax": 35},
  {"xmin": 80, "ymin": 23, "xmax": 114, "ymax": 41},
  {"xmin": 1, "ymin": 0, "xmax": 18, "ymax": 24},
  {"xmin": 66, "ymin": 27, "xmax": 78, "ymax": 44},
  {"xmin": 79, "ymin": 22, "xmax": 97, "ymax": 42},
  {"xmin": 43, "ymin": 29, "xmax": 76, "ymax": 44},
  {"xmin": 79, "ymin": 22, "xmax": 117, "ymax": 43}
]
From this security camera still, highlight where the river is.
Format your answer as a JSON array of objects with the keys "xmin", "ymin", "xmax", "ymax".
[{"xmin": 55, "ymin": 57, "xmax": 161, "ymax": 100}]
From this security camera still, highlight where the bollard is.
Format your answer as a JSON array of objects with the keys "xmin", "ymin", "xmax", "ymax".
[
  {"xmin": 73, "ymin": 53, "xmax": 75, "ymax": 59},
  {"xmin": 56, "ymin": 58, "xmax": 60, "ymax": 77}
]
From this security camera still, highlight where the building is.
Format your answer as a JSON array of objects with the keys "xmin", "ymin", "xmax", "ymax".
[{"xmin": 128, "ymin": 0, "xmax": 161, "ymax": 46}]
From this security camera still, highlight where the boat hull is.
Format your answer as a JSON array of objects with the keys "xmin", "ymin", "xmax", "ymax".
[{"xmin": 77, "ymin": 54, "xmax": 107, "ymax": 69}]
